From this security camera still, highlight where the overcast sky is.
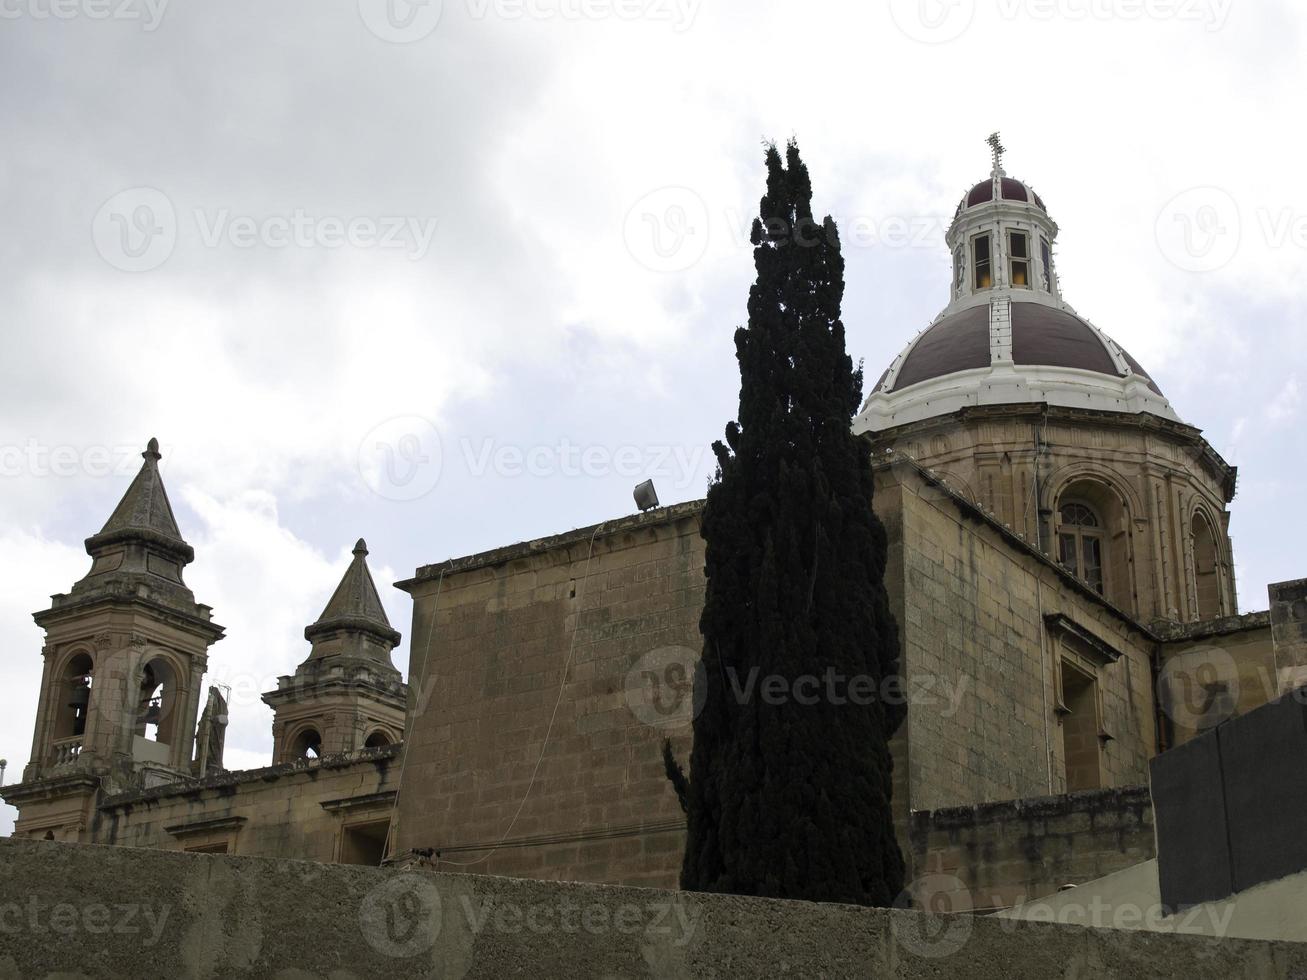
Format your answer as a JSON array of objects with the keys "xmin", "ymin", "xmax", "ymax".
[{"xmin": 2, "ymin": 0, "xmax": 1305, "ymax": 834}]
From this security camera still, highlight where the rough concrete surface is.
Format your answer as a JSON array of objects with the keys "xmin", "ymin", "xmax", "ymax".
[{"xmin": 0, "ymin": 838, "xmax": 1303, "ymax": 978}]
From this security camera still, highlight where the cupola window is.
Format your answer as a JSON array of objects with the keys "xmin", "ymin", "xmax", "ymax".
[
  {"xmin": 972, "ymin": 234, "xmax": 992, "ymax": 289},
  {"xmin": 1009, "ymin": 230, "xmax": 1030, "ymax": 287},
  {"xmin": 1040, "ymin": 236, "xmax": 1053, "ymax": 291},
  {"xmin": 953, "ymin": 245, "xmax": 965, "ymax": 296},
  {"xmin": 1058, "ymin": 502, "xmax": 1106, "ymax": 595}
]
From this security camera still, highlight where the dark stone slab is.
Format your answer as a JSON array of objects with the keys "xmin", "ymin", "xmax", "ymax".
[
  {"xmin": 1218, "ymin": 690, "xmax": 1307, "ymax": 893},
  {"xmin": 1150, "ymin": 729, "xmax": 1232, "ymax": 912}
]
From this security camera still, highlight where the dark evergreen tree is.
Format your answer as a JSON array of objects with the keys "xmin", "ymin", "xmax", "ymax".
[{"xmin": 675, "ymin": 140, "xmax": 905, "ymax": 907}]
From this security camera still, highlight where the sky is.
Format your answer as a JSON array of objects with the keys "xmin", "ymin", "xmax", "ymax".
[{"xmin": 2, "ymin": 0, "xmax": 1305, "ymax": 835}]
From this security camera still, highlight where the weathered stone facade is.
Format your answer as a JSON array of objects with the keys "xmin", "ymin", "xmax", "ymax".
[
  {"xmin": 3, "ymin": 441, "xmax": 408, "ymax": 866},
  {"xmin": 395, "ymin": 503, "xmax": 704, "ymax": 888},
  {"xmin": 867, "ymin": 404, "xmax": 1238, "ymax": 625},
  {"xmin": 6, "ymin": 148, "xmax": 1306, "ymax": 916},
  {"xmin": 908, "ymin": 786, "xmax": 1156, "ymax": 913}
]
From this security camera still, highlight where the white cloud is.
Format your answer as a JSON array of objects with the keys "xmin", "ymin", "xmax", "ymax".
[
  {"xmin": 0, "ymin": 530, "xmax": 90, "ymax": 836},
  {"xmin": 1266, "ymin": 376, "xmax": 1301, "ymax": 424}
]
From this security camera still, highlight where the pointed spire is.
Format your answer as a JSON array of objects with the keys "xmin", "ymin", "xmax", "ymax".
[
  {"xmin": 85, "ymin": 437, "xmax": 193, "ymax": 563},
  {"xmin": 304, "ymin": 538, "xmax": 401, "ymax": 648}
]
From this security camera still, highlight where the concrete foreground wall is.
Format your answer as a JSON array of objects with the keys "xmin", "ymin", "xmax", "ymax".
[{"xmin": 0, "ymin": 839, "xmax": 1304, "ymax": 979}]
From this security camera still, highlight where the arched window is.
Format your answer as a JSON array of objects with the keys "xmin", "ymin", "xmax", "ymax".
[
  {"xmin": 1192, "ymin": 512, "xmax": 1222, "ymax": 620},
  {"xmin": 52, "ymin": 661, "xmax": 93, "ymax": 768},
  {"xmin": 290, "ymin": 727, "xmax": 322, "ymax": 760},
  {"xmin": 1058, "ymin": 502, "xmax": 1106, "ymax": 595},
  {"xmin": 364, "ymin": 730, "xmax": 392, "ymax": 749},
  {"xmin": 135, "ymin": 658, "xmax": 177, "ymax": 745}
]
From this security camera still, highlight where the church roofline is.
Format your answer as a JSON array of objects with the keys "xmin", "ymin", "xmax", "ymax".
[
  {"xmin": 97, "ymin": 743, "xmax": 402, "ymax": 810},
  {"xmin": 877, "ymin": 451, "xmax": 1159, "ymax": 642},
  {"xmin": 863, "ymin": 401, "xmax": 1238, "ymax": 503},
  {"xmin": 396, "ymin": 499, "xmax": 706, "ymax": 591},
  {"xmin": 32, "ymin": 590, "xmax": 225, "ymax": 642}
]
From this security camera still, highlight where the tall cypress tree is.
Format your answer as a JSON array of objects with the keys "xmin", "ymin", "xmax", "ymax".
[{"xmin": 674, "ymin": 140, "xmax": 905, "ymax": 906}]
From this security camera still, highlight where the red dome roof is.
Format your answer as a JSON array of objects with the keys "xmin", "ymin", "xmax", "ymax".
[{"xmin": 880, "ymin": 300, "xmax": 1162, "ymax": 396}]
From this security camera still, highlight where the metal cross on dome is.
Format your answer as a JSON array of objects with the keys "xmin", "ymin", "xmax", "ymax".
[{"xmin": 987, "ymin": 132, "xmax": 1006, "ymax": 177}]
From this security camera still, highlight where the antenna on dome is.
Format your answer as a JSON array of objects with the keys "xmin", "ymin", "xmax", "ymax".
[{"xmin": 987, "ymin": 132, "xmax": 1006, "ymax": 178}]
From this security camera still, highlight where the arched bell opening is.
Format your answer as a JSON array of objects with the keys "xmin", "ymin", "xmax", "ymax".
[{"xmin": 135, "ymin": 657, "xmax": 179, "ymax": 746}]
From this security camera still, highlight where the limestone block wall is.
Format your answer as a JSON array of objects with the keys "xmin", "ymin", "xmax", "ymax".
[
  {"xmin": 396, "ymin": 504, "xmax": 705, "ymax": 888},
  {"xmin": 395, "ymin": 463, "xmax": 1169, "ymax": 889},
  {"xmin": 1, "ymin": 838, "xmax": 1303, "ymax": 979},
  {"xmin": 1155, "ymin": 613, "xmax": 1275, "ymax": 749},
  {"xmin": 870, "ymin": 405, "xmax": 1239, "ymax": 625},
  {"xmin": 882, "ymin": 462, "xmax": 1158, "ymax": 815},
  {"xmin": 1270, "ymin": 579, "xmax": 1307, "ymax": 689},
  {"xmin": 908, "ymin": 786, "xmax": 1156, "ymax": 913}
]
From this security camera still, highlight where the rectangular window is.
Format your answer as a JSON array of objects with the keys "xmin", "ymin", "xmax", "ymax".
[
  {"xmin": 973, "ymin": 234, "xmax": 992, "ymax": 289},
  {"xmin": 1040, "ymin": 236, "xmax": 1052, "ymax": 291},
  {"xmin": 1009, "ymin": 230, "xmax": 1030, "ymax": 287},
  {"xmin": 1060, "ymin": 661, "xmax": 1103, "ymax": 792}
]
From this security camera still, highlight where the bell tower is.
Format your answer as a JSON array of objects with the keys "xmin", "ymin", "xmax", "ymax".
[
  {"xmin": 262, "ymin": 539, "xmax": 406, "ymax": 763},
  {"xmin": 7, "ymin": 438, "xmax": 224, "ymax": 840}
]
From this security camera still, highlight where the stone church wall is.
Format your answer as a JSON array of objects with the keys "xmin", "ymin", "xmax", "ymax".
[
  {"xmin": 396, "ymin": 504, "xmax": 705, "ymax": 888},
  {"xmin": 397, "ymin": 460, "xmax": 1162, "ymax": 891},
  {"xmin": 90, "ymin": 746, "xmax": 401, "ymax": 862},
  {"xmin": 1156, "ymin": 613, "xmax": 1275, "ymax": 748},
  {"xmin": 879, "ymin": 461, "xmax": 1157, "ymax": 814}
]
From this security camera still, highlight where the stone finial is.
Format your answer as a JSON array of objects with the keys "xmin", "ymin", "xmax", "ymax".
[
  {"xmin": 144, "ymin": 437, "xmax": 161, "ymax": 461},
  {"xmin": 353, "ymin": 538, "xmax": 368, "ymax": 557}
]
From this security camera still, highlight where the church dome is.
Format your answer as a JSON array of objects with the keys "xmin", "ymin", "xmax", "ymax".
[
  {"xmin": 854, "ymin": 135, "xmax": 1177, "ymax": 434},
  {"xmin": 880, "ymin": 300, "xmax": 1163, "ymax": 396},
  {"xmin": 958, "ymin": 176, "xmax": 1047, "ymax": 213}
]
